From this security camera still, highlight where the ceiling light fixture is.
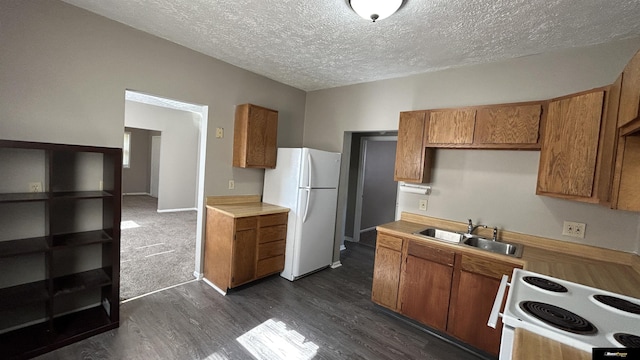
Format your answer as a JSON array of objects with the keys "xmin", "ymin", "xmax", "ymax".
[{"xmin": 349, "ymin": 0, "xmax": 404, "ymax": 22}]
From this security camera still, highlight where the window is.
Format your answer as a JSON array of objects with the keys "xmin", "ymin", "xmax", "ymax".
[{"xmin": 123, "ymin": 131, "xmax": 131, "ymax": 168}]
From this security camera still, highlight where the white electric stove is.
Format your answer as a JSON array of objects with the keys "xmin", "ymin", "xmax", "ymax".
[{"xmin": 489, "ymin": 268, "xmax": 640, "ymax": 359}]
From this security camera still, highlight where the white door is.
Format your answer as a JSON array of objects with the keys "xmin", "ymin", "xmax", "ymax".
[
  {"xmin": 300, "ymin": 148, "xmax": 341, "ymax": 189},
  {"xmin": 150, "ymin": 136, "xmax": 161, "ymax": 198},
  {"xmin": 292, "ymin": 187, "xmax": 338, "ymax": 277}
]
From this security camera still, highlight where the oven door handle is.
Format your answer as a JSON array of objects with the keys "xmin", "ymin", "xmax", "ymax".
[{"xmin": 488, "ymin": 274, "xmax": 510, "ymax": 329}]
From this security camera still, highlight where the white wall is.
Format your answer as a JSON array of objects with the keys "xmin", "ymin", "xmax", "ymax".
[
  {"xmin": 305, "ymin": 39, "xmax": 640, "ymax": 255},
  {"xmin": 125, "ymin": 101, "xmax": 199, "ymax": 211},
  {"xmin": 0, "ymin": 0, "xmax": 307, "ymax": 274}
]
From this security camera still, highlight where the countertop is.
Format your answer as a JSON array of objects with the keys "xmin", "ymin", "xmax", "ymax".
[
  {"xmin": 376, "ymin": 214, "xmax": 640, "ymax": 360},
  {"xmin": 206, "ymin": 202, "xmax": 289, "ymax": 218}
]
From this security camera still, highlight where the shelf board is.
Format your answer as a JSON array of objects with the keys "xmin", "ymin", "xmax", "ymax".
[
  {"xmin": 53, "ymin": 268, "xmax": 112, "ymax": 297},
  {"xmin": 0, "ymin": 320, "xmax": 50, "ymax": 359},
  {"xmin": 0, "ymin": 192, "xmax": 49, "ymax": 203},
  {"xmin": 0, "ymin": 280, "xmax": 49, "ymax": 309},
  {"xmin": 52, "ymin": 230, "xmax": 112, "ymax": 248},
  {"xmin": 52, "ymin": 305, "xmax": 117, "ymax": 344},
  {"xmin": 51, "ymin": 191, "xmax": 113, "ymax": 199},
  {"xmin": 0, "ymin": 237, "xmax": 49, "ymax": 258}
]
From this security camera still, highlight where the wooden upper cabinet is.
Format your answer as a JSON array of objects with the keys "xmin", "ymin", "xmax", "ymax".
[
  {"xmin": 427, "ymin": 109, "xmax": 476, "ymax": 145},
  {"xmin": 394, "ymin": 111, "xmax": 433, "ymax": 183},
  {"xmin": 233, "ymin": 103, "xmax": 278, "ymax": 169},
  {"xmin": 420, "ymin": 103, "xmax": 543, "ymax": 149},
  {"xmin": 618, "ymin": 50, "xmax": 640, "ymax": 130},
  {"xmin": 537, "ymin": 90, "xmax": 605, "ymax": 200},
  {"xmin": 475, "ymin": 104, "xmax": 542, "ymax": 146}
]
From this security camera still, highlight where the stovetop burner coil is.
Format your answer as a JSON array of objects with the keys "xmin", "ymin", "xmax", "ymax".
[
  {"xmin": 519, "ymin": 301, "xmax": 597, "ymax": 335},
  {"xmin": 593, "ymin": 295, "xmax": 640, "ymax": 315},
  {"xmin": 523, "ymin": 276, "xmax": 568, "ymax": 293},
  {"xmin": 614, "ymin": 333, "xmax": 640, "ymax": 348}
]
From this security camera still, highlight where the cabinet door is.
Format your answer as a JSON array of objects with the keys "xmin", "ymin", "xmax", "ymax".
[
  {"xmin": 427, "ymin": 109, "xmax": 476, "ymax": 145},
  {"xmin": 475, "ymin": 105, "xmax": 541, "ymax": 145},
  {"xmin": 618, "ymin": 50, "xmax": 640, "ymax": 128},
  {"xmin": 230, "ymin": 217, "xmax": 257, "ymax": 287},
  {"xmin": 612, "ymin": 135, "xmax": 640, "ymax": 211},
  {"xmin": 537, "ymin": 91, "xmax": 604, "ymax": 198},
  {"xmin": 371, "ymin": 246, "xmax": 402, "ymax": 310},
  {"xmin": 233, "ymin": 104, "xmax": 278, "ymax": 169},
  {"xmin": 246, "ymin": 106, "xmax": 278, "ymax": 168},
  {"xmin": 394, "ymin": 111, "xmax": 432, "ymax": 183},
  {"xmin": 448, "ymin": 255, "xmax": 519, "ymax": 356},
  {"xmin": 400, "ymin": 255, "xmax": 453, "ymax": 331}
]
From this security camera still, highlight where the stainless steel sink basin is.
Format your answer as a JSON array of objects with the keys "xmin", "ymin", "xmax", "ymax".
[
  {"xmin": 461, "ymin": 236, "xmax": 524, "ymax": 258},
  {"xmin": 413, "ymin": 228, "xmax": 464, "ymax": 243}
]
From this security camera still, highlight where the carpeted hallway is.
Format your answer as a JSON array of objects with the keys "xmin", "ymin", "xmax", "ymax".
[{"xmin": 120, "ymin": 195, "xmax": 197, "ymax": 300}]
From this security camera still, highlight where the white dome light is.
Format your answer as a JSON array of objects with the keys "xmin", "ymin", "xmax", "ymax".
[{"xmin": 349, "ymin": 0, "xmax": 403, "ymax": 22}]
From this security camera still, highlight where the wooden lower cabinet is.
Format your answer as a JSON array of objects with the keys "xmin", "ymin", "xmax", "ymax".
[
  {"xmin": 399, "ymin": 240, "xmax": 454, "ymax": 331},
  {"xmin": 204, "ymin": 208, "xmax": 287, "ymax": 292},
  {"xmin": 373, "ymin": 231, "xmax": 520, "ymax": 357},
  {"xmin": 371, "ymin": 234, "xmax": 403, "ymax": 310},
  {"xmin": 447, "ymin": 255, "xmax": 520, "ymax": 356}
]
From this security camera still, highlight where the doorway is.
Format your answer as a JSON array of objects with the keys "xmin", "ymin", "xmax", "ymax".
[
  {"xmin": 121, "ymin": 90, "xmax": 208, "ymax": 301},
  {"xmin": 341, "ymin": 132, "xmax": 398, "ymax": 250},
  {"xmin": 353, "ymin": 137, "xmax": 398, "ymax": 245}
]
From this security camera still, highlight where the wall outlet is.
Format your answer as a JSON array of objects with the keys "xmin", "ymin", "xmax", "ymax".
[
  {"xmin": 28, "ymin": 182, "xmax": 42, "ymax": 193},
  {"xmin": 418, "ymin": 199, "xmax": 427, "ymax": 211},
  {"xmin": 216, "ymin": 128, "xmax": 224, "ymax": 138},
  {"xmin": 562, "ymin": 221, "xmax": 586, "ymax": 238},
  {"xmin": 228, "ymin": 180, "xmax": 235, "ymax": 190}
]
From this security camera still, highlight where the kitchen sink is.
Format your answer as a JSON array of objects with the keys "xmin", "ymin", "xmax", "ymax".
[
  {"xmin": 461, "ymin": 236, "xmax": 524, "ymax": 258},
  {"xmin": 413, "ymin": 228, "xmax": 464, "ymax": 243}
]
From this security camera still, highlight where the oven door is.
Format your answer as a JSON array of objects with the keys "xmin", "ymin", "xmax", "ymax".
[{"xmin": 489, "ymin": 274, "xmax": 513, "ymax": 360}]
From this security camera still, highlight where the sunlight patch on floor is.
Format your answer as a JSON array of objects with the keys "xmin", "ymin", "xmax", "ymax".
[
  {"xmin": 121, "ymin": 220, "xmax": 140, "ymax": 229},
  {"xmin": 237, "ymin": 319, "xmax": 319, "ymax": 360}
]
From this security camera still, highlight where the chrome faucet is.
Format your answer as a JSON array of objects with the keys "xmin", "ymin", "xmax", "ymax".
[{"xmin": 467, "ymin": 219, "xmax": 487, "ymax": 235}]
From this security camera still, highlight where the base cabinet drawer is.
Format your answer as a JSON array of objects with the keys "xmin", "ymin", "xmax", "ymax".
[{"xmin": 257, "ymin": 255, "xmax": 285, "ymax": 277}]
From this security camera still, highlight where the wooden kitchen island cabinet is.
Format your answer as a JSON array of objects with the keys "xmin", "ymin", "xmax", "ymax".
[{"xmin": 204, "ymin": 200, "xmax": 288, "ymax": 294}]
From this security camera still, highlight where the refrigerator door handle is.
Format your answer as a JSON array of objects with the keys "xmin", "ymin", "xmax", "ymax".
[
  {"xmin": 307, "ymin": 152, "xmax": 313, "ymax": 188},
  {"xmin": 303, "ymin": 188, "xmax": 311, "ymax": 223}
]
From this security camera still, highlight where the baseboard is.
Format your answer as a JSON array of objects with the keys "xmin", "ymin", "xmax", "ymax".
[
  {"xmin": 331, "ymin": 261, "xmax": 342, "ymax": 269},
  {"xmin": 123, "ymin": 192, "xmax": 152, "ymax": 196},
  {"xmin": 193, "ymin": 271, "xmax": 204, "ymax": 280},
  {"xmin": 202, "ymin": 278, "xmax": 226, "ymax": 296},
  {"xmin": 157, "ymin": 207, "xmax": 197, "ymax": 213}
]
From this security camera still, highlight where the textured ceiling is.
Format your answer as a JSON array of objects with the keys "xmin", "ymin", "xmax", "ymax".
[{"xmin": 60, "ymin": 0, "xmax": 640, "ymax": 91}]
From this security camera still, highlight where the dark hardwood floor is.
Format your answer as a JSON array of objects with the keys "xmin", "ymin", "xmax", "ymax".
[{"xmin": 35, "ymin": 243, "xmax": 484, "ymax": 360}]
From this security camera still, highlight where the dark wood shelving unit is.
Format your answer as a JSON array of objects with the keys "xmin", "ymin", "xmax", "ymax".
[{"xmin": 0, "ymin": 139, "xmax": 121, "ymax": 359}]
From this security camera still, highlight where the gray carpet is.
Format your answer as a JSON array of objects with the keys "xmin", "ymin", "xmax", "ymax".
[{"xmin": 120, "ymin": 195, "xmax": 196, "ymax": 300}]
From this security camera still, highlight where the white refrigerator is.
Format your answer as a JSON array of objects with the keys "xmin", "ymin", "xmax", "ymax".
[{"xmin": 262, "ymin": 148, "xmax": 341, "ymax": 281}]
